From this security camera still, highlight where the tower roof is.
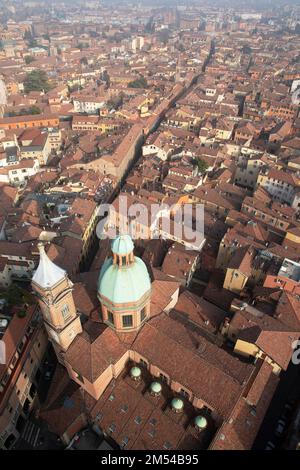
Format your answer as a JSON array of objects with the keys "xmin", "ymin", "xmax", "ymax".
[{"xmin": 32, "ymin": 243, "xmax": 66, "ymax": 289}]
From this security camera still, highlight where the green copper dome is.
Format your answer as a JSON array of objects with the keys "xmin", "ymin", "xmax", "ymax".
[
  {"xmin": 150, "ymin": 381, "xmax": 162, "ymax": 394},
  {"xmin": 130, "ymin": 366, "xmax": 141, "ymax": 378},
  {"xmin": 194, "ymin": 415, "xmax": 208, "ymax": 430},
  {"xmin": 111, "ymin": 235, "xmax": 134, "ymax": 256},
  {"xmin": 98, "ymin": 236, "xmax": 151, "ymax": 306},
  {"xmin": 171, "ymin": 398, "xmax": 184, "ymax": 411}
]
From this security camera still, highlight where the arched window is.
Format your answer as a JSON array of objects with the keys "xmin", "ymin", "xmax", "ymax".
[
  {"xmin": 61, "ymin": 304, "xmax": 71, "ymax": 321},
  {"xmin": 140, "ymin": 307, "xmax": 147, "ymax": 323},
  {"xmin": 108, "ymin": 311, "xmax": 114, "ymax": 325}
]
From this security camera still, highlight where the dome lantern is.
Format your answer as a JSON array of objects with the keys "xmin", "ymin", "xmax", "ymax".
[
  {"xmin": 194, "ymin": 415, "xmax": 208, "ymax": 432},
  {"xmin": 130, "ymin": 366, "xmax": 142, "ymax": 381},
  {"xmin": 171, "ymin": 398, "xmax": 184, "ymax": 413},
  {"xmin": 150, "ymin": 381, "xmax": 162, "ymax": 396},
  {"xmin": 111, "ymin": 235, "xmax": 135, "ymax": 267}
]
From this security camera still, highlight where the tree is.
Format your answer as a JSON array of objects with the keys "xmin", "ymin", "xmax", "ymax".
[
  {"xmin": 128, "ymin": 77, "xmax": 148, "ymax": 89},
  {"xmin": 24, "ymin": 69, "xmax": 51, "ymax": 93},
  {"xmin": 145, "ymin": 17, "xmax": 155, "ymax": 34},
  {"xmin": 26, "ymin": 106, "xmax": 41, "ymax": 115},
  {"xmin": 25, "ymin": 55, "xmax": 35, "ymax": 65},
  {"xmin": 176, "ymin": 42, "xmax": 185, "ymax": 52},
  {"xmin": 23, "ymin": 30, "xmax": 32, "ymax": 40},
  {"xmin": 107, "ymin": 93, "xmax": 124, "ymax": 110},
  {"xmin": 242, "ymin": 45, "xmax": 252, "ymax": 55},
  {"xmin": 77, "ymin": 42, "xmax": 88, "ymax": 51},
  {"xmin": 89, "ymin": 31, "xmax": 100, "ymax": 38},
  {"xmin": 7, "ymin": 106, "xmax": 41, "ymax": 117},
  {"xmin": 193, "ymin": 157, "xmax": 209, "ymax": 174},
  {"xmin": 158, "ymin": 29, "xmax": 170, "ymax": 45},
  {"xmin": 28, "ymin": 38, "xmax": 38, "ymax": 48},
  {"xmin": 2, "ymin": 284, "xmax": 34, "ymax": 308},
  {"xmin": 80, "ymin": 56, "xmax": 88, "ymax": 66}
]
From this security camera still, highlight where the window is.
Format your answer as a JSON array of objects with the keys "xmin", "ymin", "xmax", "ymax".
[
  {"xmin": 140, "ymin": 358, "xmax": 148, "ymax": 368},
  {"xmin": 121, "ymin": 436, "xmax": 129, "ymax": 448},
  {"xmin": 202, "ymin": 406, "xmax": 212, "ymax": 415},
  {"xmin": 140, "ymin": 307, "xmax": 147, "ymax": 323},
  {"xmin": 159, "ymin": 373, "xmax": 168, "ymax": 383},
  {"xmin": 108, "ymin": 423, "xmax": 116, "ymax": 433},
  {"xmin": 121, "ymin": 404, "xmax": 128, "ymax": 413},
  {"xmin": 108, "ymin": 311, "xmax": 114, "ymax": 325},
  {"xmin": 122, "ymin": 315, "xmax": 133, "ymax": 328},
  {"xmin": 180, "ymin": 388, "xmax": 189, "ymax": 399},
  {"xmin": 61, "ymin": 304, "xmax": 70, "ymax": 321},
  {"xmin": 163, "ymin": 441, "xmax": 172, "ymax": 450},
  {"xmin": 134, "ymin": 416, "xmax": 142, "ymax": 425}
]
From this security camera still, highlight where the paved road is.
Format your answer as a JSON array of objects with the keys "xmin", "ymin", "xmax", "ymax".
[
  {"xmin": 14, "ymin": 418, "xmax": 64, "ymax": 450},
  {"xmin": 19, "ymin": 421, "xmax": 41, "ymax": 449}
]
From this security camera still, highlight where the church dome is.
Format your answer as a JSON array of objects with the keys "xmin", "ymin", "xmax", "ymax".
[
  {"xmin": 130, "ymin": 366, "xmax": 141, "ymax": 379},
  {"xmin": 194, "ymin": 415, "xmax": 208, "ymax": 430},
  {"xmin": 98, "ymin": 235, "xmax": 151, "ymax": 306},
  {"xmin": 171, "ymin": 398, "xmax": 184, "ymax": 412},
  {"xmin": 150, "ymin": 381, "xmax": 162, "ymax": 395}
]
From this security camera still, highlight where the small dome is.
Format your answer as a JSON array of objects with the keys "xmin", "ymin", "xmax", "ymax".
[
  {"xmin": 194, "ymin": 415, "xmax": 208, "ymax": 430},
  {"xmin": 111, "ymin": 235, "xmax": 134, "ymax": 256},
  {"xmin": 171, "ymin": 398, "xmax": 184, "ymax": 411},
  {"xmin": 130, "ymin": 366, "xmax": 141, "ymax": 378},
  {"xmin": 150, "ymin": 381, "xmax": 162, "ymax": 394}
]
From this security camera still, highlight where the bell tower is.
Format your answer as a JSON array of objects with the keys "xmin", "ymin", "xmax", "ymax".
[{"xmin": 32, "ymin": 243, "xmax": 82, "ymax": 363}]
